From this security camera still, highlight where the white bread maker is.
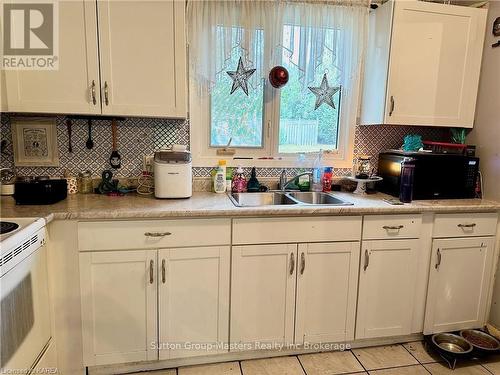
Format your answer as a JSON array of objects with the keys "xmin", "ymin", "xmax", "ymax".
[{"xmin": 154, "ymin": 150, "xmax": 192, "ymax": 198}]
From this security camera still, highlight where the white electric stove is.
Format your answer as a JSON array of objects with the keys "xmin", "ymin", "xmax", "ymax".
[{"xmin": 0, "ymin": 217, "xmax": 51, "ymax": 371}]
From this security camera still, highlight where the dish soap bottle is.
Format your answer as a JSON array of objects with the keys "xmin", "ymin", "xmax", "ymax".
[
  {"xmin": 322, "ymin": 167, "xmax": 333, "ymax": 192},
  {"xmin": 214, "ymin": 166, "xmax": 226, "ymax": 193},
  {"xmin": 312, "ymin": 149, "xmax": 324, "ymax": 192},
  {"xmin": 232, "ymin": 166, "xmax": 247, "ymax": 193}
]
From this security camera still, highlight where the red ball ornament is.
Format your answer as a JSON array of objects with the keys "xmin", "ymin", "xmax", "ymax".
[{"xmin": 269, "ymin": 66, "xmax": 289, "ymax": 88}]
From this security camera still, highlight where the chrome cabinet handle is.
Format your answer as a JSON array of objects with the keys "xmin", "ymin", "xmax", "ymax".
[
  {"xmin": 289, "ymin": 252, "xmax": 295, "ymax": 275},
  {"xmin": 144, "ymin": 232, "xmax": 172, "ymax": 237},
  {"xmin": 300, "ymin": 252, "xmax": 305, "ymax": 275},
  {"xmin": 104, "ymin": 81, "xmax": 109, "ymax": 106},
  {"xmin": 91, "ymin": 80, "xmax": 96, "ymax": 105},
  {"xmin": 149, "ymin": 260, "xmax": 154, "ymax": 284},
  {"xmin": 458, "ymin": 223, "xmax": 476, "ymax": 228},
  {"xmin": 383, "ymin": 225, "xmax": 404, "ymax": 230},
  {"xmin": 389, "ymin": 96, "xmax": 395, "ymax": 116},
  {"xmin": 364, "ymin": 250, "xmax": 370, "ymax": 271},
  {"xmin": 435, "ymin": 249, "xmax": 441, "ymax": 269},
  {"xmin": 161, "ymin": 259, "xmax": 166, "ymax": 284}
]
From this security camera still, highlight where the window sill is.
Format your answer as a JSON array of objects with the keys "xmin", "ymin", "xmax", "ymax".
[{"xmin": 192, "ymin": 153, "xmax": 354, "ymax": 169}]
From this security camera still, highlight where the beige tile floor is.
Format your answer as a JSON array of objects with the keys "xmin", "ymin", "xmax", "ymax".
[{"xmin": 126, "ymin": 342, "xmax": 500, "ymax": 375}]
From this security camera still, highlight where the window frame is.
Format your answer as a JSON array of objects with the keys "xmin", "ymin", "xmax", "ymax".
[{"xmin": 190, "ymin": 22, "xmax": 357, "ymax": 169}]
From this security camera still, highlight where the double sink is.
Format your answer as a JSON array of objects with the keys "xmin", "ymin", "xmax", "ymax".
[{"xmin": 229, "ymin": 191, "xmax": 353, "ymax": 207}]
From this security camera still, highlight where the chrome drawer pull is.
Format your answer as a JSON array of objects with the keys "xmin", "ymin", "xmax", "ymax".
[
  {"xmin": 435, "ymin": 249, "xmax": 441, "ymax": 269},
  {"xmin": 104, "ymin": 81, "xmax": 109, "ymax": 106},
  {"xmin": 162, "ymin": 259, "xmax": 166, "ymax": 284},
  {"xmin": 389, "ymin": 95, "xmax": 395, "ymax": 116},
  {"xmin": 144, "ymin": 232, "xmax": 172, "ymax": 237},
  {"xmin": 91, "ymin": 80, "xmax": 96, "ymax": 105},
  {"xmin": 383, "ymin": 225, "xmax": 404, "ymax": 230},
  {"xmin": 458, "ymin": 223, "xmax": 476, "ymax": 228},
  {"xmin": 364, "ymin": 250, "xmax": 370, "ymax": 271},
  {"xmin": 289, "ymin": 252, "xmax": 295, "ymax": 275}
]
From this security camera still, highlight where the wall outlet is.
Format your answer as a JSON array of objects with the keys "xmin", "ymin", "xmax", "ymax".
[{"xmin": 143, "ymin": 155, "xmax": 154, "ymax": 172}]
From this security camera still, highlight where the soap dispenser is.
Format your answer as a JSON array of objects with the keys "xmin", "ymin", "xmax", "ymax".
[
  {"xmin": 247, "ymin": 167, "xmax": 260, "ymax": 192},
  {"xmin": 231, "ymin": 166, "xmax": 247, "ymax": 193}
]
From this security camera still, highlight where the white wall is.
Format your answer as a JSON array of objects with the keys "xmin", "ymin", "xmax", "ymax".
[
  {"xmin": 468, "ymin": 2, "xmax": 500, "ymax": 201},
  {"xmin": 469, "ymin": 1, "xmax": 500, "ymax": 328}
]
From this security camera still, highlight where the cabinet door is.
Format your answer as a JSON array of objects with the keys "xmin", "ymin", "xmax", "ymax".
[
  {"xmin": 356, "ymin": 239, "xmax": 419, "ymax": 339},
  {"xmin": 424, "ymin": 237, "xmax": 495, "ymax": 334},
  {"xmin": 79, "ymin": 250, "xmax": 157, "ymax": 366},
  {"xmin": 97, "ymin": 0, "xmax": 187, "ymax": 117},
  {"xmin": 386, "ymin": 1, "xmax": 487, "ymax": 127},
  {"xmin": 231, "ymin": 244, "xmax": 297, "ymax": 349},
  {"xmin": 295, "ymin": 242, "xmax": 360, "ymax": 344},
  {"xmin": 158, "ymin": 247, "xmax": 230, "ymax": 360},
  {"xmin": 3, "ymin": 1, "xmax": 101, "ymax": 114}
]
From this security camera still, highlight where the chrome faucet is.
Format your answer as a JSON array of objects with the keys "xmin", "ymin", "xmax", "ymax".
[{"xmin": 279, "ymin": 169, "xmax": 312, "ymax": 191}]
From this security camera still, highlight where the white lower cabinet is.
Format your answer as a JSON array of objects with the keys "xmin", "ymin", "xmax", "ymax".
[
  {"xmin": 230, "ymin": 244, "xmax": 297, "ymax": 348},
  {"xmin": 80, "ymin": 246, "xmax": 230, "ymax": 366},
  {"xmin": 295, "ymin": 242, "xmax": 360, "ymax": 344},
  {"xmin": 76, "ymin": 214, "xmax": 498, "ymax": 367},
  {"xmin": 356, "ymin": 239, "xmax": 419, "ymax": 339},
  {"xmin": 230, "ymin": 242, "xmax": 360, "ymax": 349},
  {"xmin": 79, "ymin": 250, "xmax": 158, "ymax": 366},
  {"xmin": 424, "ymin": 237, "xmax": 495, "ymax": 334},
  {"xmin": 158, "ymin": 246, "xmax": 230, "ymax": 360}
]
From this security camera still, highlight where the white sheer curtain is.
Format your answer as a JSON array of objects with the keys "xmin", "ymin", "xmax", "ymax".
[{"xmin": 187, "ymin": 0, "xmax": 369, "ymax": 94}]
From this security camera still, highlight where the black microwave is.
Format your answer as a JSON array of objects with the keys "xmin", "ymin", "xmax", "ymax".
[{"xmin": 377, "ymin": 150, "xmax": 479, "ymax": 200}]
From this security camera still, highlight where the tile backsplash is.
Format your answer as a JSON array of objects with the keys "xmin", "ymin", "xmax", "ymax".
[{"xmin": 0, "ymin": 113, "xmax": 448, "ymax": 178}]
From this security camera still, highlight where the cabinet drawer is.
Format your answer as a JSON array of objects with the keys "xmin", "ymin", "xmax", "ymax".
[
  {"xmin": 232, "ymin": 216, "xmax": 362, "ymax": 245},
  {"xmin": 433, "ymin": 213, "xmax": 498, "ymax": 238},
  {"xmin": 363, "ymin": 215, "xmax": 422, "ymax": 240},
  {"xmin": 78, "ymin": 219, "xmax": 231, "ymax": 251}
]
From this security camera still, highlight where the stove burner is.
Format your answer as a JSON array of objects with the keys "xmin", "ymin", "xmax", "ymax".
[{"xmin": 0, "ymin": 221, "xmax": 19, "ymax": 235}]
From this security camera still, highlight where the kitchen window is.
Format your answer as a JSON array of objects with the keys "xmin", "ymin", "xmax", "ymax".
[{"xmin": 188, "ymin": 0, "xmax": 368, "ymax": 168}]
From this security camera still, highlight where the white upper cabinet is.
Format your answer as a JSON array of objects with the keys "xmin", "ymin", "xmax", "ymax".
[
  {"xmin": 424, "ymin": 237, "xmax": 495, "ymax": 334},
  {"xmin": 360, "ymin": 0, "xmax": 487, "ymax": 128},
  {"xmin": 97, "ymin": 0, "xmax": 187, "ymax": 118},
  {"xmin": 2, "ymin": 0, "xmax": 187, "ymax": 118},
  {"xmin": 2, "ymin": 1, "xmax": 100, "ymax": 114},
  {"xmin": 295, "ymin": 242, "xmax": 359, "ymax": 344}
]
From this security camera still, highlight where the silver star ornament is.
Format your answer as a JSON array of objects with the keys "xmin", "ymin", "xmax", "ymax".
[
  {"xmin": 226, "ymin": 57, "xmax": 257, "ymax": 96},
  {"xmin": 308, "ymin": 74, "xmax": 340, "ymax": 110}
]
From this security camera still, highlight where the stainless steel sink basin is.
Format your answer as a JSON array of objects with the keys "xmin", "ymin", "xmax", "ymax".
[
  {"xmin": 287, "ymin": 191, "xmax": 353, "ymax": 206},
  {"xmin": 229, "ymin": 192, "xmax": 297, "ymax": 207},
  {"xmin": 228, "ymin": 191, "xmax": 352, "ymax": 207}
]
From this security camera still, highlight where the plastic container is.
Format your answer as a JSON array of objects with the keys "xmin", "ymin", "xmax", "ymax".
[
  {"xmin": 322, "ymin": 167, "xmax": 333, "ymax": 192},
  {"xmin": 214, "ymin": 166, "xmax": 226, "ymax": 193},
  {"xmin": 296, "ymin": 153, "xmax": 311, "ymax": 191},
  {"xmin": 312, "ymin": 149, "xmax": 324, "ymax": 192}
]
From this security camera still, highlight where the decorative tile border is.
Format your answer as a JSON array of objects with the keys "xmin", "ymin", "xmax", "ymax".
[{"xmin": 1, "ymin": 113, "xmax": 447, "ymax": 179}]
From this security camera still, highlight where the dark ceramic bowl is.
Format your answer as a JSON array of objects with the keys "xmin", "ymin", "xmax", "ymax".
[{"xmin": 459, "ymin": 330, "xmax": 500, "ymax": 356}]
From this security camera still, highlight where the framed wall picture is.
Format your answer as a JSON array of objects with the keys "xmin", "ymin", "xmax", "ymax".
[{"xmin": 11, "ymin": 117, "xmax": 60, "ymax": 167}]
